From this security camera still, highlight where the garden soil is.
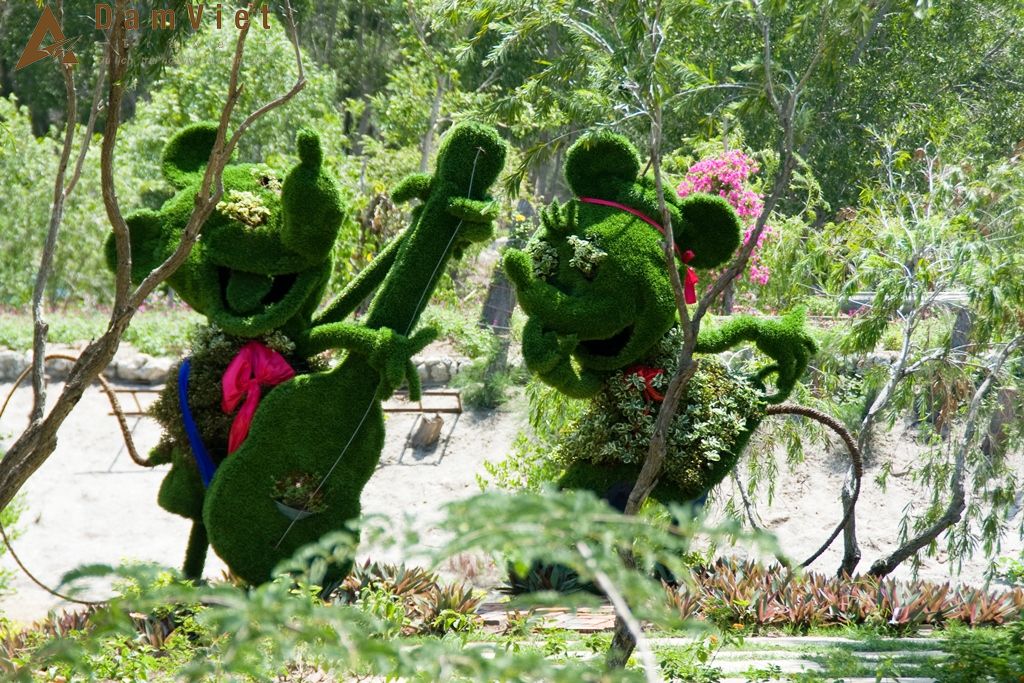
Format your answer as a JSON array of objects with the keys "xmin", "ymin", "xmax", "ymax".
[{"xmin": 1, "ymin": 376, "xmax": 1020, "ymax": 624}]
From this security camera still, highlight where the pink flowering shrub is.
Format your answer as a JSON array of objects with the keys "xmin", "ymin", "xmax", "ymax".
[{"xmin": 677, "ymin": 150, "xmax": 772, "ymax": 285}]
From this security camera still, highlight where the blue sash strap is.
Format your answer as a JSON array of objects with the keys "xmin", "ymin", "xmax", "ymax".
[{"xmin": 178, "ymin": 358, "xmax": 217, "ymax": 487}]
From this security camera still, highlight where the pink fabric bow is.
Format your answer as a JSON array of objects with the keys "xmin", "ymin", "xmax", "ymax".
[{"xmin": 221, "ymin": 341, "xmax": 295, "ymax": 454}]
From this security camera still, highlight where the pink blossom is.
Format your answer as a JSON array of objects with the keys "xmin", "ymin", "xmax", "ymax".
[{"xmin": 677, "ymin": 149, "xmax": 771, "ymax": 285}]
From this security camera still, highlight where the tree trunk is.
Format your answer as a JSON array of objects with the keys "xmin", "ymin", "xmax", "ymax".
[
  {"xmin": 981, "ymin": 387, "xmax": 1017, "ymax": 458},
  {"xmin": 419, "ymin": 75, "xmax": 447, "ymax": 173},
  {"xmin": 720, "ymin": 279, "xmax": 735, "ymax": 315}
]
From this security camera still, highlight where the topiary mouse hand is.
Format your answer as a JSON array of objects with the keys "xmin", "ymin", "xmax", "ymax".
[
  {"xmin": 755, "ymin": 310, "xmax": 817, "ymax": 404},
  {"xmin": 696, "ymin": 307, "xmax": 816, "ymax": 404},
  {"xmin": 522, "ymin": 318, "xmax": 577, "ymax": 374},
  {"xmin": 447, "ymin": 197, "xmax": 500, "ymax": 257},
  {"xmin": 369, "ymin": 326, "xmax": 437, "ymax": 399}
]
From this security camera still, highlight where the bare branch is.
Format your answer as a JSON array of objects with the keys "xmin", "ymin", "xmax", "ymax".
[
  {"xmin": 30, "ymin": 0, "xmax": 77, "ymax": 424},
  {"xmin": 102, "ymin": 0, "xmax": 133, "ymax": 310},
  {"xmin": 64, "ymin": 51, "xmax": 107, "ymax": 199}
]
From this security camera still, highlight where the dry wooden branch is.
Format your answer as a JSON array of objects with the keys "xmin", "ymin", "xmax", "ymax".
[
  {"xmin": 576, "ymin": 542, "xmax": 662, "ymax": 683},
  {"xmin": 30, "ymin": 57, "xmax": 75, "ymax": 424}
]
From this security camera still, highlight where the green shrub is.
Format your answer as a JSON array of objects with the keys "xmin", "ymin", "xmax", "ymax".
[
  {"xmin": 478, "ymin": 378, "xmax": 586, "ymax": 491},
  {"xmin": 0, "ymin": 495, "xmax": 23, "ymax": 595},
  {"xmin": 937, "ymin": 621, "xmax": 1024, "ymax": 683}
]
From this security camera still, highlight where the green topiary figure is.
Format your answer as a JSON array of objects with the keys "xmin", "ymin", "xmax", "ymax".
[
  {"xmin": 502, "ymin": 130, "xmax": 816, "ymax": 506},
  {"xmin": 108, "ymin": 121, "xmax": 506, "ymax": 584}
]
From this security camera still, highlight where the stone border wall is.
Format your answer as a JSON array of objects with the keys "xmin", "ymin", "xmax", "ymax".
[{"xmin": 0, "ymin": 348, "xmax": 469, "ymax": 387}]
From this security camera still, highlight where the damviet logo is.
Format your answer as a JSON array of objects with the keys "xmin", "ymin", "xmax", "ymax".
[{"xmin": 16, "ymin": 6, "xmax": 79, "ymax": 71}]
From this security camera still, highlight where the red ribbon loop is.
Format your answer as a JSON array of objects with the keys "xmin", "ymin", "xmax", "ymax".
[
  {"xmin": 681, "ymin": 249, "xmax": 698, "ymax": 305},
  {"xmin": 222, "ymin": 341, "xmax": 296, "ymax": 454},
  {"xmin": 626, "ymin": 365, "xmax": 665, "ymax": 403}
]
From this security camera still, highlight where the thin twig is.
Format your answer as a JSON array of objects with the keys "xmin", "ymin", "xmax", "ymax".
[{"xmin": 30, "ymin": 0, "xmax": 77, "ymax": 424}]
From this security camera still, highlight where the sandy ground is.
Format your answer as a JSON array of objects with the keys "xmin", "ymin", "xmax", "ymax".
[
  {"xmin": 711, "ymin": 420, "xmax": 1024, "ymax": 587},
  {"xmin": 1, "ymin": 376, "xmax": 1021, "ymax": 625},
  {"xmin": 0, "ymin": 379, "xmax": 523, "ymax": 625}
]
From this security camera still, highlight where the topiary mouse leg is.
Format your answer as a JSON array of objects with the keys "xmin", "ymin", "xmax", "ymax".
[{"xmin": 182, "ymin": 521, "xmax": 209, "ymax": 581}]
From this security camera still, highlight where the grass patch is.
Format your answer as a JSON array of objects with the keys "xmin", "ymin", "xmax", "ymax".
[{"xmin": 0, "ymin": 306, "xmax": 202, "ymax": 357}]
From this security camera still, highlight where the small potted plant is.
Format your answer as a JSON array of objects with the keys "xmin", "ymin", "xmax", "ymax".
[{"xmin": 271, "ymin": 471, "xmax": 327, "ymax": 521}]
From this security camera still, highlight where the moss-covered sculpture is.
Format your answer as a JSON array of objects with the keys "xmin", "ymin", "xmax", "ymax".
[
  {"xmin": 503, "ymin": 130, "xmax": 816, "ymax": 506},
  {"xmin": 108, "ymin": 121, "xmax": 506, "ymax": 584}
]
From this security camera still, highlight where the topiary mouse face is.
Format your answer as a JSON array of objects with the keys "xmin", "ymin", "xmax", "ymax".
[
  {"xmin": 107, "ymin": 123, "xmax": 345, "ymax": 337},
  {"xmin": 503, "ymin": 131, "xmax": 742, "ymax": 396}
]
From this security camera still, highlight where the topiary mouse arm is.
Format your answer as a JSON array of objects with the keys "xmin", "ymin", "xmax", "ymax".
[
  {"xmin": 694, "ymin": 315, "xmax": 763, "ymax": 353},
  {"xmin": 294, "ymin": 321, "xmax": 436, "ymax": 400},
  {"xmin": 447, "ymin": 197, "xmax": 500, "ymax": 254},
  {"xmin": 312, "ymin": 231, "xmax": 407, "ymax": 327},
  {"xmin": 696, "ymin": 308, "xmax": 816, "ymax": 404}
]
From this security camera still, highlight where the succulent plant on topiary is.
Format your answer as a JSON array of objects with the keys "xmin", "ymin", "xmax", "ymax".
[{"xmin": 271, "ymin": 470, "xmax": 327, "ymax": 519}]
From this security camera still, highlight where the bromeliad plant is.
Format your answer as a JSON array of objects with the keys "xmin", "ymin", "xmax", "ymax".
[{"xmin": 665, "ymin": 558, "xmax": 1024, "ymax": 634}]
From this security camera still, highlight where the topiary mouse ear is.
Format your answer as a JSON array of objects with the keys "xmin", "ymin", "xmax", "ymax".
[
  {"xmin": 564, "ymin": 131, "xmax": 641, "ymax": 198},
  {"xmin": 161, "ymin": 122, "xmax": 220, "ymax": 189},
  {"xmin": 672, "ymin": 193, "xmax": 742, "ymax": 269}
]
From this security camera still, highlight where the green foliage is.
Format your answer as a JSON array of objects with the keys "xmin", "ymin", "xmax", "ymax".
[
  {"xmin": 0, "ymin": 306, "xmax": 201, "ymax": 356},
  {"xmin": 2, "ymin": 489, "xmax": 768, "ymax": 681},
  {"xmin": 420, "ymin": 304, "xmax": 496, "ymax": 359},
  {"xmin": 0, "ymin": 95, "xmax": 149, "ymax": 307},
  {"xmin": 478, "ymin": 378, "xmax": 585, "ymax": 491},
  {"xmin": 937, "ymin": 621, "xmax": 1024, "ymax": 683},
  {"xmin": 996, "ymin": 553, "xmax": 1024, "ymax": 588},
  {"xmin": 0, "ymin": 495, "xmax": 23, "ymax": 595},
  {"xmin": 655, "ymin": 637, "xmax": 727, "ymax": 683}
]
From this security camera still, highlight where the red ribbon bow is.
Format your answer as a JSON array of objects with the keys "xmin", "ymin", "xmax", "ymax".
[
  {"xmin": 626, "ymin": 365, "xmax": 665, "ymax": 403},
  {"xmin": 222, "ymin": 341, "xmax": 296, "ymax": 454}
]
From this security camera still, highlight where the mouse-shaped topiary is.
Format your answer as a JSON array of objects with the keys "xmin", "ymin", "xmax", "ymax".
[
  {"xmin": 503, "ymin": 130, "xmax": 816, "ymax": 506},
  {"xmin": 108, "ymin": 121, "xmax": 506, "ymax": 584}
]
